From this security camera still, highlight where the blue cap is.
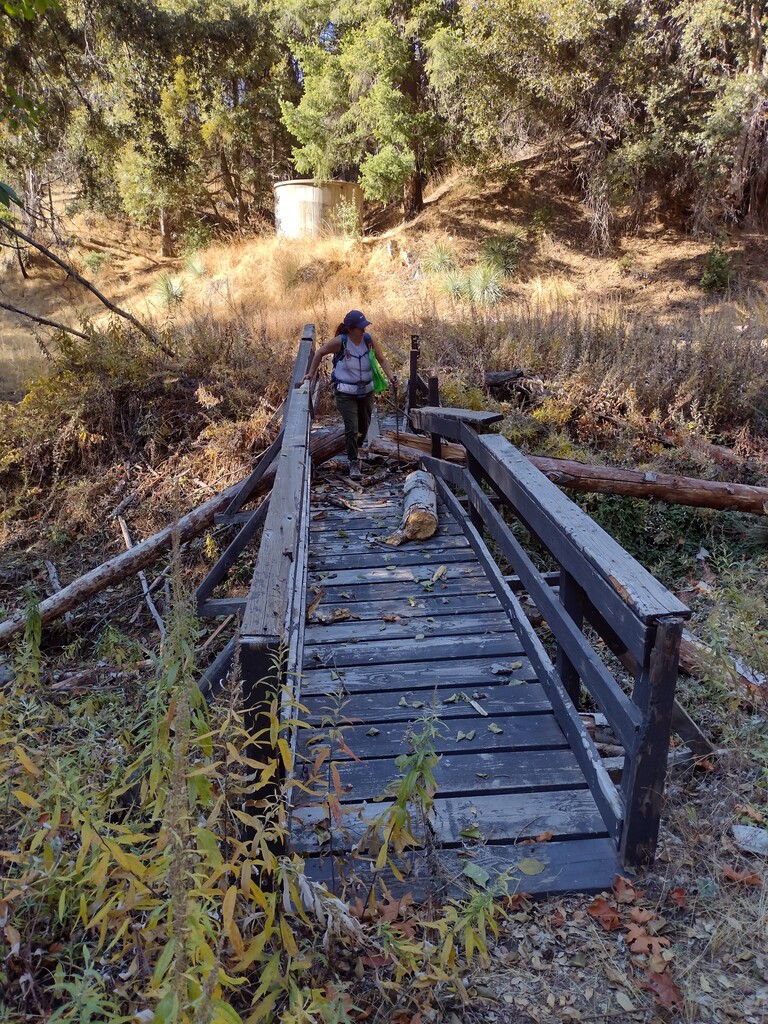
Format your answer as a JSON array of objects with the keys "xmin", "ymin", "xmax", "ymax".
[{"xmin": 343, "ymin": 309, "xmax": 372, "ymax": 330}]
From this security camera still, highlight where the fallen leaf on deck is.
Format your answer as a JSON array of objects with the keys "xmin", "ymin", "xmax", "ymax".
[
  {"xmin": 629, "ymin": 907, "xmax": 655, "ymax": 924},
  {"xmin": 465, "ymin": 729, "xmax": 476, "ymax": 741},
  {"xmin": 488, "ymin": 723, "xmax": 503, "ymax": 734},
  {"xmin": 517, "ymin": 857, "xmax": 545, "ymax": 876},
  {"xmin": 535, "ymin": 830, "xmax": 554, "ymax": 843},
  {"xmin": 412, "ymin": 701, "xmax": 425, "ymax": 709},
  {"xmin": 614, "ymin": 991, "xmax": 635, "ymax": 1013},
  {"xmin": 367, "ymin": 728, "xmax": 380, "ymax": 737},
  {"xmin": 624, "ymin": 924, "xmax": 670, "ymax": 955},
  {"xmin": 460, "ymin": 826, "xmax": 483, "ymax": 839},
  {"xmin": 431, "ymin": 565, "xmax": 447, "ymax": 581},
  {"xmin": 462, "ymin": 860, "xmax": 490, "ymax": 888},
  {"xmin": 306, "ymin": 590, "xmax": 324, "ymax": 619},
  {"xmin": 382, "ymin": 614, "xmax": 402, "ymax": 623},
  {"xmin": 398, "ymin": 697, "xmax": 409, "ymax": 707},
  {"xmin": 667, "ymin": 886, "xmax": 688, "ymax": 909}
]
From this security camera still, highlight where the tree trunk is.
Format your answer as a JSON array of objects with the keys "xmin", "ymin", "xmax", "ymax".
[
  {"xmin": 385, "ymin": 470, "xmax": 438, "ymax": 545},
  {"xmin": 159, "ymin": 209, "xmax": 174, "ymax": 256},
  {"xmin": 402, "ymin": 167, "xmax": 423, "ymax": 220},
  {"xmin": 373, "ymin": 430, "xmax": 768, "ymax": 515}
]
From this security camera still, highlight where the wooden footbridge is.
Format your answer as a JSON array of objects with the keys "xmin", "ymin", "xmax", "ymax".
[{"xmin": 198, "ymin": 329, "xmax": 693, "ymax": 899}]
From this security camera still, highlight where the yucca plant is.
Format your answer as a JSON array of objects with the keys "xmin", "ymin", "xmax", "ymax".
[
  {"xmin": 479, "ymin": 229, "xmax": 525, "ymax": 277},
  {"xmin": 466, "ymin": 264, "xmax": 504, "ymax": 305},
  {"xmin": 421, "ymin": 240, "xmax": 457, "ymax": 275}
]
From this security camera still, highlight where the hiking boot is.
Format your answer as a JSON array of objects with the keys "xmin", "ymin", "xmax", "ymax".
[{"xmin": 349, "ymin": 460, "xmax": 362, "ymax": 481}]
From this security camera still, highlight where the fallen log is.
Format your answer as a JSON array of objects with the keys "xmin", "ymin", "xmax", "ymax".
[
  {"xmin": 375, "ymin": 431, "xmax": 768, "ymax": 515},
  {"xmin": 385, "ymin": 470, "xmax": 438, "ymax": 545},
  {"xmin": 528, "ymin": 455, "xmax": 768, "ymax": 515},
  {"xmin": 679, "ymin": 630, "xmax": 765, "ymax": 702},
  {"xmin": 0, "ymin": 426, "xmax": 345, "ymax": 649}
]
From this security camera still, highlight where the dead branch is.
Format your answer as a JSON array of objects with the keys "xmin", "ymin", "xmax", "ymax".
[
  {"xmin": 117, "ymin": 516, "xmax": 166, "ymax": 639},
  {"xmin": 0, "ymin": 300, "xmax": 89, "ymax": 339},
  {"xmin": 2, "ymin": 223, "xmax": 174, "ymax": 357}
]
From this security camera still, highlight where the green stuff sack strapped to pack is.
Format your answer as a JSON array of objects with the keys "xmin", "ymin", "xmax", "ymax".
[{"xmin": 369, "ymin": 351, "xmax": 387, "ymax": 394}]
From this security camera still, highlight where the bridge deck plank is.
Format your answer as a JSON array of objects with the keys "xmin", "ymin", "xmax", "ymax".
[{"xmin": 290, "ymin": 472, "xmax": 624, "ymax": 896}]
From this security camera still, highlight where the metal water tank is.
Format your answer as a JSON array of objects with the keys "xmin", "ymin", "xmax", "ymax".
[{"xmin": 274, "ymin": 179, "xmax": 363, "ymax": 238}]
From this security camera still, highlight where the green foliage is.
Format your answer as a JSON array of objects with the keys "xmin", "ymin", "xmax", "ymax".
[
  {"xmin": 13, "ymin": 585, "xmax": 42, "ymax": 686},
  {"xmin": 80, "ymin": 251, "xmax": 110, "ymax": 274},
  {"xmin": 421, "ymin": 240, "xmax": 457, "ymax": 275},
  {"xmin": 465, "ymin": 264, "xmax": 504, "ymax": 305},
  {"xmin": 700, "ymin": 245, "xmax": 734, "ymax": 293},
  {"xmin": 278, "ymin": 0, "xmax": 451, "ymax": 212},
  {"xmin": 180, "ymin": 221, "xmax": 214, "ymax": 256},
  {"xmin": 325, "ymin": 196, "xmax": 361, "ymax": 239},
  {"xmin": 479, "ymin": 230, "xmax": 525, "ymax": 276},
  {"xmin": 155, "ymin": 272, "xmax": 186, "ymax": 309}
]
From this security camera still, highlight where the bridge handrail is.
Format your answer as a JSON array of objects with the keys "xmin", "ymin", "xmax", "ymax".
[{"xmin": 412, "ymin": 406, "xmax": 690, "ymax": 866}]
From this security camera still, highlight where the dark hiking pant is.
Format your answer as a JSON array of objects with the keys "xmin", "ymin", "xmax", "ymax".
[{"xmin": 335, "ymin": 390, "xmax": 374, "ymax": 462}]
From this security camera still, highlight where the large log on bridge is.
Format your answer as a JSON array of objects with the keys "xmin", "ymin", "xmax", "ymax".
[
  {"xmin": 373, "ymin": 431, "xmax": 768, "ymax": 515},
  {"xmin": 0, "ymin": 427, "xmax": 345, "ymax": 649}
]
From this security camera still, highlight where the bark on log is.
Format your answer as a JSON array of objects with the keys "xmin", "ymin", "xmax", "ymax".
[
  {"xmin": 385, "ymin": 471, "xmax": 438, "ymax": 545},
  {"xmin": 0, "ymin": 427, "xmax": 345, "ymax": 649},
  {"xmin": 375, "ymin": 431, "xmax": 768, "ymax": 515},
  {"xmin": 679, "ymin": 631, "xmax": 765, "ymax": 702}
]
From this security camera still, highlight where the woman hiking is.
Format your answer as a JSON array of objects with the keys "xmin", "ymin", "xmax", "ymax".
[{"xmin": 302, "ymin": 310, "xmax": 398, "ymax": 480}]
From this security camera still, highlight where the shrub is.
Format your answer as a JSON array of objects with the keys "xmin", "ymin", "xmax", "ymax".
[
  {"xmin": 465, "ymin": 265, "xmax": 504, "ymax": 305},
  {"xmin": 81, "ymin": 251, "xmax": 110, "ymax": 274},
  {"xmin": 179, "ymin": 222, "xmax": 214, "ymax": 256},
  {"xmin": 479, "ymin": 230, "xmax": 525, "ymax": 277},
  {"xmin": 700, "ymin": 245, "xmax": 733, "ymax": 293},
  {"xmin": 421, "ymin": 240, "xmax": 457, "ymax": 275}
]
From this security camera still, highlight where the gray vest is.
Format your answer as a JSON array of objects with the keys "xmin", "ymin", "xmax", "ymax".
[{"xmin": 333, "ymin": 334, "xmax": 374, "ymax": 395}]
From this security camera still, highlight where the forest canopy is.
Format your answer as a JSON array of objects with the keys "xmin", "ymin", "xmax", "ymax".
[{"xmin": 1, "ymin": 0, "xmax": 767, "ymax": 246}]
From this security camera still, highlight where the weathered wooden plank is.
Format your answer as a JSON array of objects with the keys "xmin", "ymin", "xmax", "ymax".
[
  {"xmin": 303, "ymin": 591, "xmax": 503, "ymax": 623},
  {"xmin": 300, "ymin": 656, "xmax": 536, "ymax": 695},
  {"xmin": 294, "ymin": 747, "xmax": 583, "ymax": 803},
  {"xmin": 301, "ymin": 680, "xmax": 551, "ymax": 725},
  {"xmin": 433, "ymin": 464, "xmax": 644, "ymax": 750},
  {"xmin": 303, "ymin": 631, "xmax": 525, "ymax": 669},
  {"xmin": 296, "ymin": 712, "xmax": 566, "ymax": 760},
  {"xmin": 428, "ymin": 475, "xmax": 625, "ymax": 841},
  {"xmin": 308, "ymin": 547, "xmax": 475, "ymax": 571},
  {"xmin": 242, "ymin": 393, "xmax": 311, "ymax": 641},
  {"xmin": 292, "ymin": 788, "xmax": 607, "ymax": 854},
  {"xmin": 299, "ymin": 835, "xmax": 624, "ymax": 898},
  {"xmin": 311, "ymin": 532, "xmax": 470, "ymax": 555},
  {"xmin": 311, "ymin": 516, "xmax": 463, "ymax": 537},
  {"xmin": 621, "ymin": 616, "xmax": 685, "ymax": 866},
  {"xmin": 410, "ymin": 405, "xmax": 504, "ymax": 428},
  {"xmin": 313, "ymin": 574, "xmax": 494, "ymax": 604},
  {"xmin": 304, "ymin": 610, "xmax": 515, "ymax": 645},
  {"xmin": 307, "ymin": 562, "xmax": 485, "ymax": 588},
  {"xmin": 197, "ymin": 597, "xmax": 246, "ymax": 618}
]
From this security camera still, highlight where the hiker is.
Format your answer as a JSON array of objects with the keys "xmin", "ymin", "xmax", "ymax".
[{"xmin": 302, "ymin": 310, "xmax": 398, "ymax": 480}]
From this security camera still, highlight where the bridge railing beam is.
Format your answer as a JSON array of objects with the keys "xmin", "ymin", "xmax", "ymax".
[{"xmin": 411, "ymin": 407, "xmax": 691, "ymax": 868}]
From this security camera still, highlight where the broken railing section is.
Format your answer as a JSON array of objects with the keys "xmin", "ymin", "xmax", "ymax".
[
  {"xmin": 411, "ymin": 407, "xmax": 692, "ymax": 868},
  {"xmin": 195, "ymin": 326, "xmax": 315, "ymax": 634}
]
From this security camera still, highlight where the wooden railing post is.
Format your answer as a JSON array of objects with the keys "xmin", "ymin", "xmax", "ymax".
[
  {"xmin": 408, "ymin": 335, "xmax": 420, "ymax": 421},
  {"xmin": 556, "ymin": 570, "xmax": 583, "ymax": 708},
  {"xmin": 428, "ymin": 375, "xmax": 441, "ymax": 457},
  {"xmin": 620, "ymin": 615, "xmax": 685, "ymax": 866}
]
